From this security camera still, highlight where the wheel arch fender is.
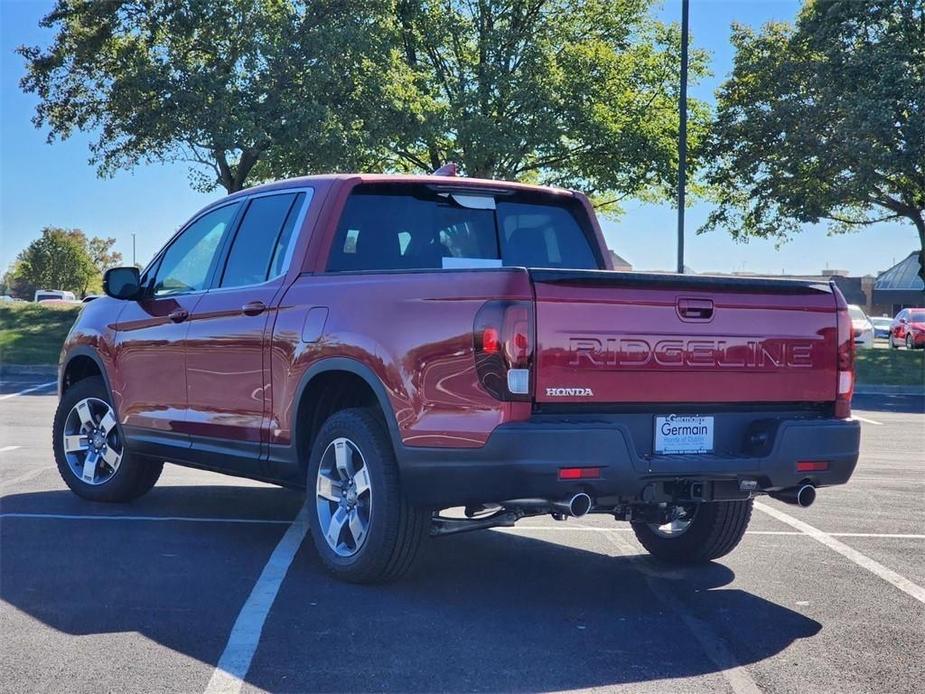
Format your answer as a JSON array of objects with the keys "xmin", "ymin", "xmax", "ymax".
[
  {"xmin": 60, "ymin": 346, "xmax": 115, "ymax": 403},
  {"xmin": 292, "ymin": 357, "xmax": 405, "ymax": 464}
]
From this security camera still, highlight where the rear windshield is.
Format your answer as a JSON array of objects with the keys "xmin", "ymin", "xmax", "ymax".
[
  {"xmin": 326, "ymin": 187, "xmax": 600, "ymax": 272},
  {"xmin": 848, "ymin": 306, "xmax": 867, "ymax": 320}
]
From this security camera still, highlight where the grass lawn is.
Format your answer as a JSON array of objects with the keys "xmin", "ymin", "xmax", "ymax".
[
  {"xmin": 855, "ymin": 346, "xmax": 925, "ymax": 386},
  {"xmin": 0, "ymin": 303, "xmax": 80, "ymax": 365}
]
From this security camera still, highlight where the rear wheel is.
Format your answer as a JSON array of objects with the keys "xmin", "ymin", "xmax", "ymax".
[
  {"xmin": 306, "ymin": 408, "xmax": 429, "ymax": 583},
  {"xmin": 53, "ymin": 377, "xmax": 163, "ymax": 502},
  {"xmin": 631, "ymin": 499, "xmax": 753, "ymax": 564}
]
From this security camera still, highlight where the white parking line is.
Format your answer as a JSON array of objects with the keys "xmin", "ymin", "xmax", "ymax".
[
  {"xmin": 0, "ymin": 381, "xmax": 56, "ymax": 401},
  {"xmin": 3, "ymin": 514, "xmax": 924, "ymax": 542},
  {"xmin": 0, "ymin": 512, "xmax": 291, "ymax": 525},
  {"xmin": 0, "ymin": 446, "xmax": 22, "ymax": 453},
  {"xmin": 852, "ymin": 415, "xmax": 883, "ymax": 425},
  {"xmin": 755, "ymin": 501, "xmax": 925, "ymax": 605},
  {"xmin": 506, "ymin": 525, "xmax": 925, "ymax": 539},
  {"xmin": 204, "ymin": 503, "xmax": 311, "ymax": 694},
  {"xmin": 503, "ymin": 525, "xmax": 801, "ymax": 535},
  {"xmin": 600, "ymin": 528, "xmax": 762, "ymax": 694}
]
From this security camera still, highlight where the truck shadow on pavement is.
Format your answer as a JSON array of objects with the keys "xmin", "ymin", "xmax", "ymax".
[{"xmin": 1, "ymin": 485, "xmax": 821, "ymax": 692}]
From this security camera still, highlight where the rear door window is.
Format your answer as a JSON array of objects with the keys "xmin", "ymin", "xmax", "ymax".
[
  {"xmin": 220, "ymin": 192, "xmax": 306, "ymax": 288},
  {"xmin": 326, "ymin": 188, "xmax": 599, "ymax": 272}
]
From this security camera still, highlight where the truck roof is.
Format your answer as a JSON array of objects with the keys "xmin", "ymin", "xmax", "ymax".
[{"xmin": 225, "ymin": 173, "xmax": 575, "ymax": 201}]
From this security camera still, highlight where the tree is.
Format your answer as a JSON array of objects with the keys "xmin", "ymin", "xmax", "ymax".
[
  {"xmin": 702, "ymin": 0, "xmax": 925, "ymax": 283},
  {"xmin": 381, "ymin": 0, "xmax": 710, "ymax": 209},
  {"xmin": 22, "ymin": 0, "xmax": 710, "ymax": 211},
  {"xmin": 19, "ymin": 0, "xmax": 413, "ymax": 193},
  {"xmin": 84, "ymin": 235, "xmax": 122, "ymax": 275},
  {"xmin": 11, "ymin": 227, "xmax": 97, "ymax": 297}
]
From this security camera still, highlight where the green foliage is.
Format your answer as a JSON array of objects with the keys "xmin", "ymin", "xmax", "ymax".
[
  {"xmin": 86, "ymin": 235, "xmax": 122, "ymax": 276},
  {"xmin": 0, "ymin": 303, "xmax": 80, "ymax": 365},
  {"xmin": 855, "ymin": 348, "xmax": 924, "ymax": 387},
  {"xmin": 21, "ymin": 0, "xmax": 708, "ymax": 211},
  {"xmin": 703, "ymin": 0, "xmax": 925, "ymax": 282},
  {"xmin": 20, "ymin": 0, "xmax": 410, "ymax": 193},
  {"xmin": 12, "ymin": 227, "xmax": 97, "ymax": 297},
  {"xmin": 382, "ymin": 0, "xmax": 710, "ymax": 211}
]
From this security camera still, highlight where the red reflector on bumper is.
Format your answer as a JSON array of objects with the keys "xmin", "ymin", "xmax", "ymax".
[
  {"xmin": 796, "ymin": 460, "xmax": 829, "ymax": 472},
  {"xmin": 558, "ymin": 467, "xmax": 601, "ymax": 480}
]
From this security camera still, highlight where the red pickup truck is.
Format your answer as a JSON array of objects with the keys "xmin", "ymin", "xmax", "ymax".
[{"xmin": 54, "ymin": 174, "xmax": 860, "ymax": 582}]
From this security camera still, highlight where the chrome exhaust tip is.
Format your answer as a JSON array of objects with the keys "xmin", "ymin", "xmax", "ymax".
[
  {"xmin": 770, "ymin": 484, "xmax": 816, "ymax": 508},
  {"xmin": 555, "ymin": 492, "xmax": 592, "ymax": 518},
  {"xmin": 796, "ymin": 484, "xmax": 816, "ymax": 508},
  {"xmin": 502, "ymin": 493, "xmax": 594, "ymax": 518}
]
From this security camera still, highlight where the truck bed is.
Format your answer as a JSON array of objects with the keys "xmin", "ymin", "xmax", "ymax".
[{"xmin": 530, "ymin": 269, "xmax": 838, "ymax": 406}]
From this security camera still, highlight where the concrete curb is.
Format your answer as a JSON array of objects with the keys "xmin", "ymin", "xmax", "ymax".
[
  {"xmin": 854, "ymin": 384, "xmax": 925, "ymax": 396},
  {"xmin": 1, "ymin": 364, "xmax": 58, "ymax": 379}
]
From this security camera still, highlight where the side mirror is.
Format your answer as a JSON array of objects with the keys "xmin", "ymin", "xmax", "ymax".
[
  {"xmin": 900, "ymin": 317, "xmax": 908, "ymax": 324},
  {"xmin": 103, "ymin": 267, "xmax": 142, "ymax": 300}
]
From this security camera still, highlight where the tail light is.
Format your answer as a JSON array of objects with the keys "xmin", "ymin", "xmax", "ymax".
[
  {"xmin": 474, "ymin": 301, "xmax": 534, "ymax": 401},
  {"xmin": 833, "ymin": 286, "xmax": 854, "ymax": 418}
]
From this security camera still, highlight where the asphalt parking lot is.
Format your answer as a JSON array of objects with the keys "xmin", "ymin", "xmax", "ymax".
[{"xmin": 1, "ymin": 378, "xmax": 923, "ymax": 694}]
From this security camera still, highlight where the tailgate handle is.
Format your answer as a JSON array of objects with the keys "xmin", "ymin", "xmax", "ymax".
[{"xmin": 677, "ymin": 298, "xmax": 714, "ymax": 321}]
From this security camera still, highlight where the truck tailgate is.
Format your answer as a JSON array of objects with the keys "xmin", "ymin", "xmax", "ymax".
[{"xmin": 531, "ymin": 270, "xmax": 838, "ymax": 405}]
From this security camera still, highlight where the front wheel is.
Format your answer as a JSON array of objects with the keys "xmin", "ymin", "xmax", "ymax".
[
  {"xmin": 306, "ymin": 408, "xmax": 429, "ymax": 583},
  {"xmin": 890, "ymin": 334, "xmax": 899, "ymax": 349},
  {"xmin": 631, "ymin": 499, "xmax": 753, "ymax": 564},
  {"xmin": 53, "ymin": 377, "xmax": 163, "ymax": 502},
  {"xmin": 907, "ymin": 334, "xmax": 915, "ymax": 350}
]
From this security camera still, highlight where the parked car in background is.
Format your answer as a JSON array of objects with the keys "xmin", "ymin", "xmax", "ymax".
[
  {"xmin": 890, "ymin": 308, "xmax": 925, "ymax": 349},
  {"xmin": 847, "ymin": 304, "xmax": 874, "ymax": 349},
  {"xmin": 869, "ymin": 317, "xmax": 892, "ymax": 340},
  {"xmin": 34, "ymin": 289, "xmax": 76, "ymax": 302}
]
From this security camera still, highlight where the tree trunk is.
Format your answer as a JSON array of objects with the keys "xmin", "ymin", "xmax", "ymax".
[{"xmin": 913, "ymin": 212, "xmax": 925, "ymax": 288}]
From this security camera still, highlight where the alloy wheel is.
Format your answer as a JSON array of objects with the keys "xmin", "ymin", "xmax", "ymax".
[
  {"xmin": 62, "ymin": 397, "xmax": 123, "ymax": 485},
  {"xmin": 315, "ymin": 437, "xmax": 372, "ymax": 557}
]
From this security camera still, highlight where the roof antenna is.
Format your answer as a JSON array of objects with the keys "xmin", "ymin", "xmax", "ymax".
[{"xmin": 432, "ymin": 162, "xmax": 458, "ymax": 177}]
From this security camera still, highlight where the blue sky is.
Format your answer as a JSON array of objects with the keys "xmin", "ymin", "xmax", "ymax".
[{"xmin": 0, "ymin": 0, "xmax": 917, "ymax": 275}]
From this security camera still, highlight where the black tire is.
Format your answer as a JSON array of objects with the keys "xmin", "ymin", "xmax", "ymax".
[
  {"xmin": 906, "ymin": 334, "xmax": 915, "ymax": 350},
  {"xmin": 305, "ymin": 408, "xmax": 429, "ymax": 583},
  {"xmin": 53, "ymin": 377, "xmax": 163, "ymax": 502},
  {"xmin": 631, "ymin": 499, "xmax": 753, "ymax": 564},
  {"xmin": 890, "ymin": 335, "xmax": 899, "ymax": 349}
]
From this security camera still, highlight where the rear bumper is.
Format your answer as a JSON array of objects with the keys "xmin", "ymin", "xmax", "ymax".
[{"xmin": 397, "ymin": 416, "xmax": 860, "ymax": 508}]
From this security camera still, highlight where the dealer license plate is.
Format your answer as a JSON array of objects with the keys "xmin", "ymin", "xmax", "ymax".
[{"xmin": 654, "ymin": 415, "xmax": 714, "ymax": 454}]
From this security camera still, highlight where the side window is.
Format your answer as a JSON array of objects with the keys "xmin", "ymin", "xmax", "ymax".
[
  {"xmin": 221, "ymin": 192, "xmax": 305, "ymax": 288},
  {"xmin": 153, "ymin": 203, "xmax": 240, "ymax": 297}
]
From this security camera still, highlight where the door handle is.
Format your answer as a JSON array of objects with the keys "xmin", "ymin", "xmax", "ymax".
[
  {"xmin": 168, "ymin": 309, "xmax": 189, "ymax": 323},
  {"xmin": 677, "ymin": 298, "xmax": 714, "ymax": 321},
  {"xmin": 242, "ymin": 301, "xmax": 267, "ymax": 316}
]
